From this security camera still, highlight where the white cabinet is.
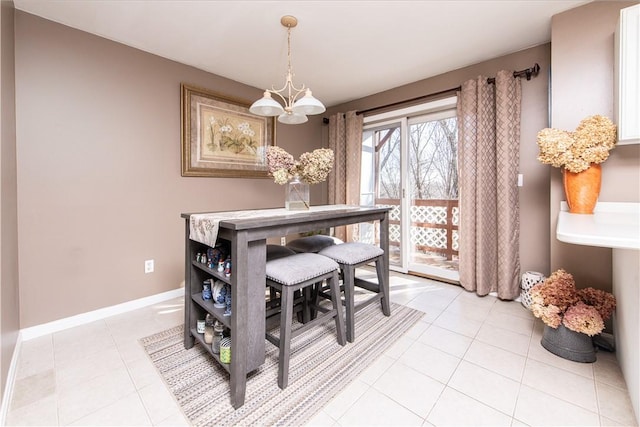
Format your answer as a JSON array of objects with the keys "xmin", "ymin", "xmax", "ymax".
[{"xmin": 615, "ymin": 4, "xmax": 640, "ymax": 145}]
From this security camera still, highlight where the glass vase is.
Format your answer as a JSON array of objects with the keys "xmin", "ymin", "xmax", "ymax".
[{"xmin": 285, "ymin": 175, "xmax": 310, "ymax": 210}]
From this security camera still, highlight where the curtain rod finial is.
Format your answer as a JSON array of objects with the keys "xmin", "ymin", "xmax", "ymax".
[{"xmin": 526, "ymin": 63, "xmax": 541, "ymax": 81}]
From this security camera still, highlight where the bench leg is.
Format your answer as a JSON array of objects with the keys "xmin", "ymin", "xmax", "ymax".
[
  {"xmin": 278, "ymin": 287, "xmax": 294, "ymax": 389},
  {"xmin": 328, "ymin": 271, "xmax": 346, "ymax": 346},
  {"xmin": 343, "ymin": 265, "xmax": 356, "ymax": 343},
  {"xmin": 376, "ymin": 257, "xmax": 391, "ymax": 316}
]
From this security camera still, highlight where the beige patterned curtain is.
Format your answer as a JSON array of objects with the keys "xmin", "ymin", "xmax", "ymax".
[
  {"xmin": 328, "ymin": 111, "xmax": 363, "ymax": 242},
  {"xmin": 457, "ymin": 70, "xmax": 521, "ymax": 299}
]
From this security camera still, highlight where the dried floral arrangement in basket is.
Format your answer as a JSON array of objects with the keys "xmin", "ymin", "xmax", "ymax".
[{"xmin": 530, "ymin": 269, "xmax": 616, "ymax": 336}]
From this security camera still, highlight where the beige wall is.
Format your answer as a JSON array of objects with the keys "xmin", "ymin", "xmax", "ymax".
[
  {"xmin": 14, "ymin": 12, "xmax": 323, "ymax": 328},
  {"xmin": 1, "ymin": 0, "xmax": 20, "ymax": 402},
  {"xmin": 328, "ymin": 44, "xmax": 553, "ymax": 278},
  {"xmin": 550, "ymin": 1, "xmax": 640, "ymax": 291}
]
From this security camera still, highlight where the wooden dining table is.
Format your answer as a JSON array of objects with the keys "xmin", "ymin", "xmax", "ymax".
[{"xmin": 181, "ymin": 204, "xmax": 390, "ymax": 408}]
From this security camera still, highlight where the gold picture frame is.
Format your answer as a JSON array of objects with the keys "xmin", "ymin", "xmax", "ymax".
[{"xmin": 180, "ymin": 83, "xmax": 276, "ymax": 178}]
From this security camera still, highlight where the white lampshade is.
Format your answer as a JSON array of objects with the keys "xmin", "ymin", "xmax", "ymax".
[
  {"xmin": 249, "ymin": 91, "xmax": 285, "ymax": 116},
  {"xmin": 278, "ymin": 112, "xmax": 308, "ymax": 124},
  {"xmin": 292, "ymin": 89, "xmax": 326, "ymax": 115}
]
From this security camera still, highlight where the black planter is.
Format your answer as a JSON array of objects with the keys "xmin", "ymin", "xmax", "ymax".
[{"xmin": 541, "ymin": 324, "xmax": 596, "ymax": 363}]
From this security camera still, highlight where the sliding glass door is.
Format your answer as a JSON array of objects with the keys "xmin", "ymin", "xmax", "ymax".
[
  {"xmin": 361, "ymin": 99, "xmax": 459, "ymax": 282},
  {"xmin": 407, "ymin": 110, "xmax": 459, "ymax": 281},
  {"xmin": 362, "ymin": 121, "xmax": 404, "ymax": 268}
]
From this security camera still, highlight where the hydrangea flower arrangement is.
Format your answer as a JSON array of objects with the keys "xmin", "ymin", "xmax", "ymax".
[
  {"xmin": 266, "ymin": 146, "xmax": 334, "ymax": 185},
  {"xmin": 529, "ymin": 269, "xmax": 616, "ymax": 336},
  {"xmin": 536, "ymin": 115, "xmax": 617, "ymax": 173}
]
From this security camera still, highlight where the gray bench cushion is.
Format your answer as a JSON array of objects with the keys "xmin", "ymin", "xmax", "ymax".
[
  {"xmin": 286, "ymin": 235, "xmax": 342, "ymax": 253},
  {"xmin": 266, "ymin": 244, "xmax": 297, "ymax": 261},
  {"xmin": 266, "ymin": 253, "xmax": 338, "ymax": 286},
  {"xmin": 318, "ymin": 242, "xmax": 384, "ymax": 265}
]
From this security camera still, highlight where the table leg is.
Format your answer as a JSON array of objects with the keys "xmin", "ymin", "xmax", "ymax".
[
  {"xmin": 184, "ymin": 220, "xmax": 195, "ymax": 349},
  {"xmin": 229, "ymin": 233, "xmax": 266, "ymax": 408},
  {"xmin": 229, "ymin": 231, "xmax": 248, "ymax": 408}
]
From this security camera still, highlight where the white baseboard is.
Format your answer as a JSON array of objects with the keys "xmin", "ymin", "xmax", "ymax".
[
  {"xmin": 1, "ymin": 287, "xmax": 184, "ymax": 423},
  {"xmin": 0, "ymin": 332, "xmax": 22, "ymax": 426},
  {"xmin": 20, "ymin": 287, "xmax": 183, "ymax": 341}
]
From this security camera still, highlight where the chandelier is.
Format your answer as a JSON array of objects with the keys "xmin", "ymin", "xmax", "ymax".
[{"xmin": 249, "ymin": 15, "xmax": 325, "ymax": 125}]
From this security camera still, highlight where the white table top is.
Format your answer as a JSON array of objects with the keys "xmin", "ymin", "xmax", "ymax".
[{"xmin": 556, "ymin": 202, "xmax": 640, "ymax": 250}]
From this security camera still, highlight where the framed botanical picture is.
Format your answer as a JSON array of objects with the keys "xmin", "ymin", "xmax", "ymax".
[{"xmin": 180, "ymin": 83, "xmax": 276, "ymax": 178}]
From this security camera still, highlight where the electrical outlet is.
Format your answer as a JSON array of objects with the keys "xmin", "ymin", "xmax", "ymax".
[
  {"xmin": 517, "ymin": 174, "xmax": 524, "ymax": 187},
  {"xmin": 144, "ymin": 259, "xmax": 154, "ymax": 273},
  {"xmin": 280, "ymin": 237, "xmax": 286, "ymax": 245}
]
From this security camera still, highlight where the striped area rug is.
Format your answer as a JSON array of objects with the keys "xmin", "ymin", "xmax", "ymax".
[{"xmin": 140, "ymin": 303, "xmax": 424, "ymax": 426}]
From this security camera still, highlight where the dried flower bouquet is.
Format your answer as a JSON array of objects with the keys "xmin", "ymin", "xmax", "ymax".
[
  {"xmin": 530, "ymin": 269, "xmax": 616, "ymax": 336},
  {"xmin": 537, "ymin": 115, "xmax": 617, "ymax": 173},
  {"xmin": 266, "ymin": 146, "xmax": 334, "ymax": 185}
]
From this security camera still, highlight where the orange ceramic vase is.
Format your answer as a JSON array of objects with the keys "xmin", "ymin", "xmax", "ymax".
[{"xmin": 563, "ymin": 163, "xmax": 602, "ymax": 214}]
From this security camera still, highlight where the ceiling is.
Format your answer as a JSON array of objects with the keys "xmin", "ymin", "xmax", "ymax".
[{"xmin": 14, "ymin": 0, "xmax": 590, "ymax": 107}]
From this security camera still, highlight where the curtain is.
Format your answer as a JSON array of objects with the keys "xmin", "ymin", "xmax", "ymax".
[
  {"xmin": 457, "ymin": 70, "xmax": 521, "ymax": 299},
  {"xmin": 328, "ymin": 111, "xmax": 363, "ymax": 242}
]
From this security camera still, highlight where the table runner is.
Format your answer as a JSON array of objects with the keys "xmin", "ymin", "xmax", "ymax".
[{"xmin": 189, "ymin": 204, "xmax": 356, "ymax": 247}]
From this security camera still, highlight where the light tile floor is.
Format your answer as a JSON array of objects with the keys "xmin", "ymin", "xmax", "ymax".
[{"xmin": 5, "ymin": 271, "xmax": 638, "ymax": 426}]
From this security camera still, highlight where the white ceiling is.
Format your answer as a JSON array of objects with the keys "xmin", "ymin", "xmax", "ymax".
[{"xmin": 14, "ymin": 0, "xmax": 590, "ymax": 107}]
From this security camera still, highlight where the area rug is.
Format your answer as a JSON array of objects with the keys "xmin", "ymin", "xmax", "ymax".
[{"xmin": 140, "ymin": 302, "xmax": 424, "ymax": 426}]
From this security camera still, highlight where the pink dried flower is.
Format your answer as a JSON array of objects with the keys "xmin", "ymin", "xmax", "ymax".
[
  {"xmin": 577, "ymin": 287, "xmax": 616, "ymax": 322},
  {"xmin": 529, "ymin": 268, "xmax": 616, "ymax": 335},
  {"xmin": 266, "ymin": 146, "xmax": 296, "ymax": 184},
  {"xmin": 563, "ymin": 302, "xmax": 604, "ymax": 336},
  {"xmin": 532, "ymin": 269, "xmax": 579, "ymax": 311},
  {"xmin": 531, "ymin": 303, "xmax": 562, "ymax": 328}
]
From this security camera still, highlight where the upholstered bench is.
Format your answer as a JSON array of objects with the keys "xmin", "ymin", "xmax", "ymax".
[
  {"xmin": 318, "ymin": 242, "xmax": 390, "ymax": 342},
  {"xmin": 286, "ymin": 235, "xmax": 342, "ymax": 253},
  {"xmin": 265, "ymin": 244, "xmax": 298, "ymax": 318},
  {"xmin": 266, "ymin": 244, "xmax": 297, "ymax": 261},
  {"xmin": 265, "ymin": 244, "xmax": 313, "ymax": 323},
  {"xmin": 265, "ymin": 253, "xmax": 346, "ymax": 389}
]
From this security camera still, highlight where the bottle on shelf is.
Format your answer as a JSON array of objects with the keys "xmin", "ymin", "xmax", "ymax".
[
  {"xmin": 219, "ymin": 337, "xmax": 231, "ymax": 364},
  {"xmin": 224, "ymin": 258, "xmax": 232, "ymax": 277},
  {"xmin": 196, "ymin": 319, "xmax": 205, "ymax": 334},
  {"xmin": 212, "ymin": 320, "xmax": 224, "ymax": 354},
  {"xmin": 202, "ymin": 279, "xmax": 212, "ymax": 300},
  {"xmin": 204, "ymin": 314, "xmax": 214, "ymax": 344}
]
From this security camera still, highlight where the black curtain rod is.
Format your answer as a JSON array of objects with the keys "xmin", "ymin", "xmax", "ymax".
[{"xmin": 322, "ymin": 63, "xmax": 540, "ymax": 124}]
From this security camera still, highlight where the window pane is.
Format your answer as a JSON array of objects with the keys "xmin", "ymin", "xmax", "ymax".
[
  {"xmin": 408, "ymin": 117, "xmax": 458, "ymax": 273},
  {"xmin": 375, "ymin": 125, "xmax": 402, "ymax": 267}
]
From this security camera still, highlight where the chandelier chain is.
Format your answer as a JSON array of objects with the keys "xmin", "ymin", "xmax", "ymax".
[{"xmin": 268, "ymin": 23, "xmax": 305, "ymax": 110}]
